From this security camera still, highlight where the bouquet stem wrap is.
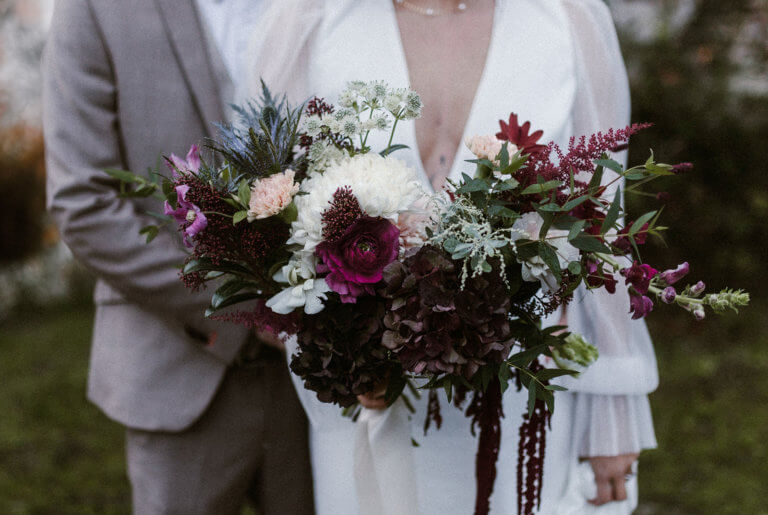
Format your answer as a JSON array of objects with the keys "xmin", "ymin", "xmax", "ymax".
[{"xmin": 354, "ymin": 400, "xmax": 419, "ymax": 515}]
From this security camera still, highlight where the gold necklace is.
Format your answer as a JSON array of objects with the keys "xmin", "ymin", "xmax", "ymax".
[{"xmin": 394, "ymin": 0, "xmax": 474, "ymax": 16}]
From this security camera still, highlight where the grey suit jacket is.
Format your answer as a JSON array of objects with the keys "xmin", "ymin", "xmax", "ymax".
[{"xmin": 43, "ymin": 0, "xmax": 252, "ymax": 431}]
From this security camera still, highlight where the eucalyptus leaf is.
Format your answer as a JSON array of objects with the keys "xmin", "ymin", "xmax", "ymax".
[
  {"xmin": 380, "ymin": 144, "xmax": 410, "ymax": 157},
  {"xmin": 538, "ymin": 242, "xmax": 562, "ymax": 283},
  {"xmin": 570, "ymin": 234, "xmax": 611, "ymax": 253},
  {"xmin": 233, "ymin": 210, "xmax": 248, "ymax": 225},
  {"xmin": 601, "ymin": 186, "xmax": 622, "ymax": 235},
  {"xmin": 139, "ymin": 225, "xmax": 159, "ymax": 244},
  {"xmin": 568, "ymin": 220, "xmax": 586, "ymax": 241},
  {"xmin": 629, "ymin": 211, "xmax": 658, "ymax": 237},
  {"xmin": 594, "ymin": 158, "xmax": 623, "ymax": 173},
  {"xmin": 521, "ymin": 180, "xmax": 562, "ymax": 195}
]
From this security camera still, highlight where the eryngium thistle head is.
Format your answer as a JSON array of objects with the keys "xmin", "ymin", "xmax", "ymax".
[{"xmin": 381, "ymin": 246, "xmax": 514, "ymax": 381}]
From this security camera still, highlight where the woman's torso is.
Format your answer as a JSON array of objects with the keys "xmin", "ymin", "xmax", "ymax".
[{"xmin": 291, "ymin": 1, "xmax": 582, "ymax": 513}]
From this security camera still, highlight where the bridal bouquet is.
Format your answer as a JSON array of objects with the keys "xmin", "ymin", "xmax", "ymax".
[{"xmin": 107, "ymin": 81, "xmax": 748, "ymax": 515}]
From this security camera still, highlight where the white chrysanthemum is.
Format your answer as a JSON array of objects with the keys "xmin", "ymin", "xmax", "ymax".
[{"xmin": 289, "ymin": 153, "xmax": 425, "ymax": 252}]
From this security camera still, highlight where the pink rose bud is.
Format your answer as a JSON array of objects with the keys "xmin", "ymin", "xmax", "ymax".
[
  {"xmin": 690, "ymin": 281, "xmax": 706, "ymax": 296},
  {"xmin": 661, "ymin": 286, "xmax": 677, "ymax": 304}
]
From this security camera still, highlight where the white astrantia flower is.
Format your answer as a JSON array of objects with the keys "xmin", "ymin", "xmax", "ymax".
[
  {"xmin": 303, "ymin": 116, "xmax": 322, "ymax": 138},
  {"xmin": 384, "ymin": 91, "xmax": 405, "ymax": 114},
  {"xmin": 511, "ymin": 212, "xmax": 580, "ymax": 293},
  {"xmin": 289, "ymin": 153, "xmax": 425, "ymax": 253},
  {"xmin": 338, "ymin": 89, "xmax": 357, "ymax": 108},
  {"xmin": 307, "ymin": 140, "xmax": 347, "ymax": 174},
  {"xmin": 403, "ymin": 91, "xmax": 423, "ymax": 119}
]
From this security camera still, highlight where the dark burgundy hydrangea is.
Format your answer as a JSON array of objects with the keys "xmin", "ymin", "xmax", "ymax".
[
  {"xmin": 290, "ymin": 297, "xmax": 397, "ymax": 408},
  {"xmin": 381, "ymin": 246, "xmax": 514, "ymax": 381}
]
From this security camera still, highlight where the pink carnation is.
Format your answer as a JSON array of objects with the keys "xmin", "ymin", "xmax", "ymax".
[
  {"xmin": 247, "ymin": 169, "xmax": 300, "ymax": 221},
  {"xmin": 465, "ymin": 134, "xmax": 518, "ymax": 165}
]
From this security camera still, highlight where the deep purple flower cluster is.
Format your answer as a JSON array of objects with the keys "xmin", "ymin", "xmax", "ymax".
[
  {"xmin": 289, "ymin": 296, "xmax": 396, "ymax": 407},
  {"xmin": 380, "ymin": 246, "xmax": 514, "ymax": 381},
  {"xmin": 621, "ymin": 261, "xmax": 659, "ymax": 319}
]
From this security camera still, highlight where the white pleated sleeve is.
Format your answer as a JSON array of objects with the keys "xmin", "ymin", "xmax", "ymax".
[{"xmin": 551, "ymin": 0, "xmax": 658, "ymax": 456}]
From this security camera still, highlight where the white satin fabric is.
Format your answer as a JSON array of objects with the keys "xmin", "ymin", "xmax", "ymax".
[{"xmin": 247, "ymin": 1, "xmax": 658, "ymax": 513}]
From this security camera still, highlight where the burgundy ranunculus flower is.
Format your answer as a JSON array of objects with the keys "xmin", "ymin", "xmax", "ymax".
[
  {"xmin": 629, "ymin": 293, "xmax": 654, "ymax": 319},
  {"xmin": 659, "ymin": 262, "xmax": 689, "ymax": 286},
  {"xmin": 620, "ymin": 261, "xmax": 658, "ymax": 295},
  {"xmin": 315, "ymin": 216, "xmax": 400, "ymax": 303}
]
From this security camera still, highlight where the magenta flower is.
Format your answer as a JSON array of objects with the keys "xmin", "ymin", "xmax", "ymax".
[
  {"xmin": 629, "ymin": 294, "xmax": 654, "ymax": 319},
  {"xmin": 164, "ymin": 184, "xmax": 207, "ymax": 247},
  {"xmin": 620, "ymin": 261, "xmax": 658, "ymax": 295},
  {"xmin": 166, "ymin": 145, "xmax": 202, "ymax": 176},
  {"xmin": 690, "ymin": 281, "xmax": 706, "ymax": 296},
  {"xmin": 315, "ymin": 216, "xmax": 400, "ymax": 303},
  {"xmin": 659, "ymin": 262, "xmax": 689, "ymax": 285},
  {"xmin": 661, "ymin": 286, "xmax": 677, "ymax": 304},
  {"xmin": 671, "ymin": 162, "xmax": 693, "ymax": 174},
  {"xmin": 585, "ymin": 261, "xmax": 617, "ymax": 294},
  {"xmin": 613, "ymin": 222, "xmax": 649, "ymax": 254}
]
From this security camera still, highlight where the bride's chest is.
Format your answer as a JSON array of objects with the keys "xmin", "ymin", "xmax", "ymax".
[{"xmin": 308, "ymin": 1, "xmax": 579, "ymax": 171}]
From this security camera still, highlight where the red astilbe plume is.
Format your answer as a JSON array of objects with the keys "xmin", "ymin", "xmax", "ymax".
[
  {"xmin": 209, "ymin": 300, "xmax": 301, "ymax": 336},
  {"xmin": 517, "ymin": 123, "xmax": 653, "ymax": 189},
  {"xmin": 321, "ymin": 186, "xmax": 364, "ymax": 242},
  {"xmin": 496, "ymin": 113, "xmax": 547, "ymax": 155}
]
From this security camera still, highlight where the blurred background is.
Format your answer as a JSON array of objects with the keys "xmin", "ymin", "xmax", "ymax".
[{"xmin": 0, "ymin": 0, "xmax": 765, "ymax": 513}]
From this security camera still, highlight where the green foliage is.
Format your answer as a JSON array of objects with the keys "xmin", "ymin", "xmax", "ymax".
[{"xmin": 0, "ymin": 306, "xmax": 129, "ymax": 513}]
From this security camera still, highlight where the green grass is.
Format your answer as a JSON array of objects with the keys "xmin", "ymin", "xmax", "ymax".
[
  {"xmin": 0, "ymin": 304, "xmax": 128, "ymax": 515},
  {"xmin": 638, "ymin": 309, "xmax": 768, "ymax": 514},
  {"xmin": 1, "ymin": 303, "xmax": 766, "ymax": 513}
]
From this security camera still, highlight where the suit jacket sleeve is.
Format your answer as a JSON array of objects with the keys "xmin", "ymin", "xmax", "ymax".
[{"xmin": 43, "ymin": 0, "xmax": 247, "ymax": 363}]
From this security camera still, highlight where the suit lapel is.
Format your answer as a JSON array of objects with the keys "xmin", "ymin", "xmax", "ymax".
[{"xmin": 154, "ymin": 0, "xmax": 225, "ymax": 137}]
